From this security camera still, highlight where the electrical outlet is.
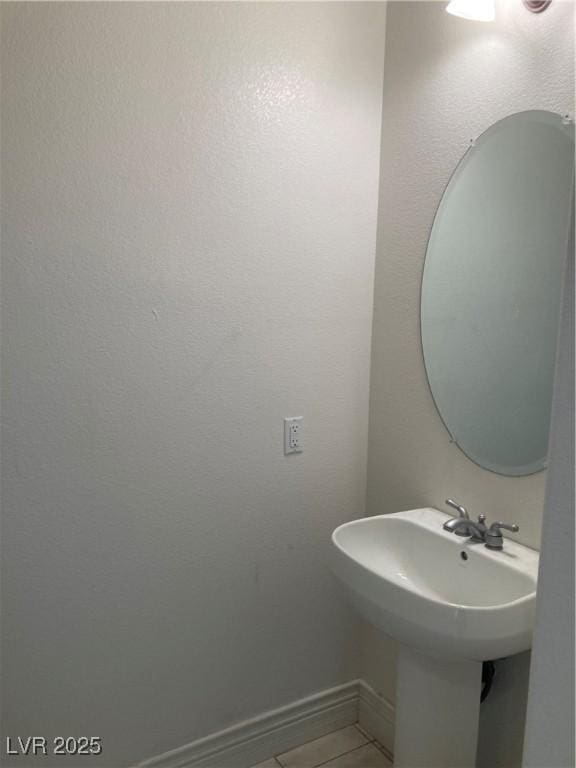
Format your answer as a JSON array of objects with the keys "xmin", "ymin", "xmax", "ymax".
[{"xmin": 284, "ymin": 417, "xmax": 303, "ymax": 454}]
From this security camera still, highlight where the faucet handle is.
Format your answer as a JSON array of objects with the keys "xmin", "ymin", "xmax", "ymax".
[
  {"xmin": 489, "ymin": 521, "xmax": 519, "ymax": 534},
  {"xmin": 445, "ymin": 499, "xmax": 469, "ymax": 520},
  {"xmin": 485, "ymin": 521, "xmax": 519, "ymax": 550}
]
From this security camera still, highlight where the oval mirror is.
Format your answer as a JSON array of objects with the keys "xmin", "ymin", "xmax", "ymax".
[{"xmin": 421, "ymin": 110, "xmax": 574, "ymax": 476}]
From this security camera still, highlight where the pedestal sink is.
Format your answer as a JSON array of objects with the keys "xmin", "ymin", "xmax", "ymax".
[{"xmin": 330, "ymin": 507, "xmax": 539, "ymax": 768}]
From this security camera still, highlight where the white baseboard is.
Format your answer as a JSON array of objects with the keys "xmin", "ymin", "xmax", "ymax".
[
  {"xmin": 138, "ymin": 680, "xmax": 395, "ymax": 768},
  {"xmin": 357, "ymin": 681, "xmax": 395, "ymax": 759}
]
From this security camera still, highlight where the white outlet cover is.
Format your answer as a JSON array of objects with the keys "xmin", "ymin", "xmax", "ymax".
[{"xmin": 284, "ymin": 417, "xmax": 303, "ymax": 454}]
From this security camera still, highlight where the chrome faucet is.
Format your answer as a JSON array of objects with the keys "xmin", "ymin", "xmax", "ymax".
[
  {"xmin": 445, "ymin": 515, "xmax": 487, "ymax": 543},
  {"xmin": 445, "ymin": 498, "xmax": 469, "ymax": 519},
  {"xmin": 442, "ymin": 499, "xmax": 519, "ymax": 550},
  {"xmin": 443, "ymin": 498, "xmax": 474, "ymax": 537}
]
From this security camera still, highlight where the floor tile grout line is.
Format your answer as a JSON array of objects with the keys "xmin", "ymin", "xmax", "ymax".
[
  {"xmin": 275, "ymin": 738, "xmax": 369, "ymax": 768},
  {"xmin": 353, "ymin": 723, "xmax": 375, "ymax": 742},
  {"xmin": 274, "ymin": 724, "xmax": 371, "ymax": 768},
  {"xmin": 353, "ymin": 724, "xmax": 393, "ymax": 762},
  {"xmin": 265, "ymin": 722, "xmax": 394, "ymax": 768},
  {"xmin": 372, "ymin": 739, "xmax": 393, "ymax": 762},
  {"xmin": 307, "ymin": 741, "xmax": 381, "ymax": 768}
]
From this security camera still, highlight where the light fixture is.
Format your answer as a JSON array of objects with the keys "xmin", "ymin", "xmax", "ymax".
[
  {"xmin": 522, "ymin": 0, "xmax": 552, "ymax": 12},
  {"xmin": 446, "ymin": 0, "xmax": 552, "ymax": 20},
  {"xmin": 446, "ymin": 0, "xmax": 496, "ymax": 21}
]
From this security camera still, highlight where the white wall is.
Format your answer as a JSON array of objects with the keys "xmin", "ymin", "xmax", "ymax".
[
  {"xmin": 364, "ymin": 1, "xmax": 574, "ymax": 766},
  {"xmin": 523, "ymin": 234, "xmax": 574, "ymax": 768},
  {"xmin": 0, "ymin": 3, "xmax": 386, "ymax": 766}
]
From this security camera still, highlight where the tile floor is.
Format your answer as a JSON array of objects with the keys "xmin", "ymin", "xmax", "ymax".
[{"xmin": 250, "ymin": 724, "xmax": 393, "ymax": 768}]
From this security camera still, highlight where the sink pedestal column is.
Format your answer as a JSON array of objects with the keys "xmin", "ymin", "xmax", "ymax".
[{"xmin": 394, "ymin": 646, "xmax": 482, "ymax": 768}]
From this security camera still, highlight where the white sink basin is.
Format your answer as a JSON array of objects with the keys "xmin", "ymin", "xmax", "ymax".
[{"xmin": 331, "ymin": 507, "xmax": 539, "ymax": 662}]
